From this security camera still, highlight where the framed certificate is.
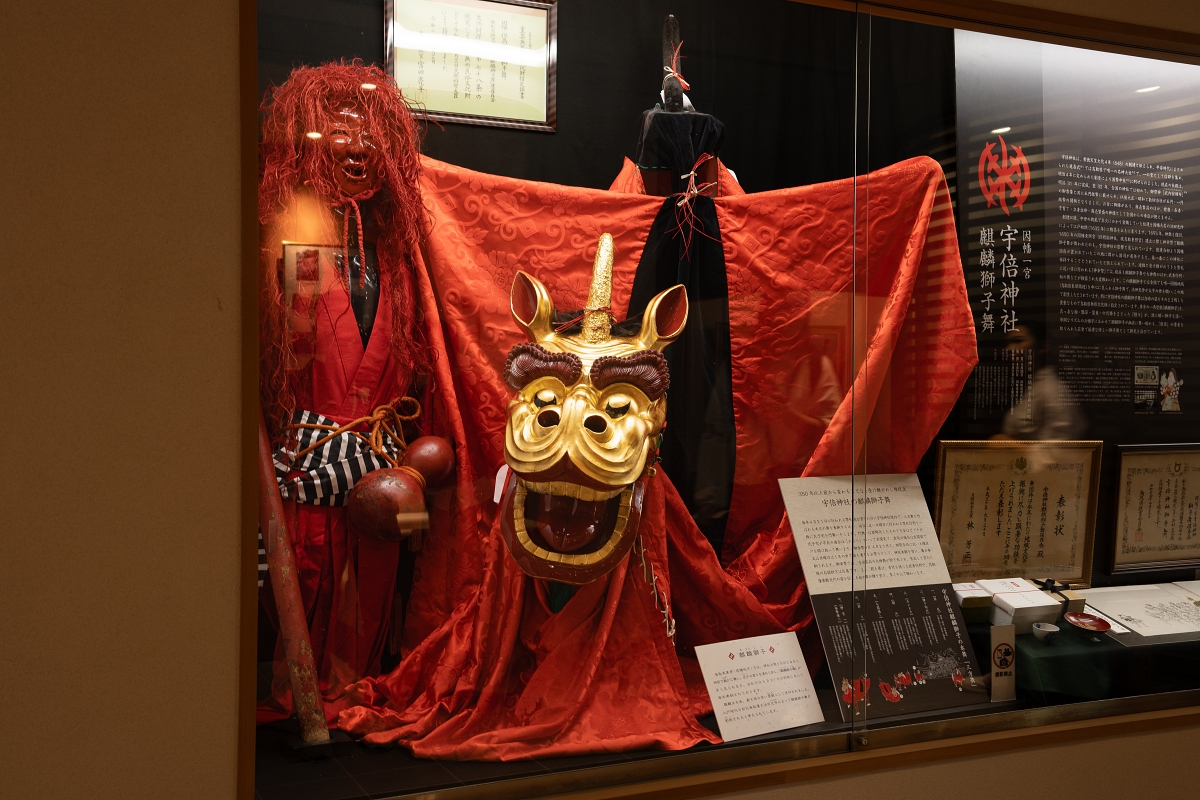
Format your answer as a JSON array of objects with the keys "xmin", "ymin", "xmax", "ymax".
[
  {"xmin": 1111, "ymin": 444, "xmax": 1200, "ymax": 574},
  {"xmin": 385, "ymin": 0, "xmax": 557, "ymax": 131},
  {"xmin": 933, "ymin": 440, "xmax": 1103, "ymax": 587}
]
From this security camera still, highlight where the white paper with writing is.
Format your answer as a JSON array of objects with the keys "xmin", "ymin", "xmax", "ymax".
[
  {"xmin": 1113, "ymin": 450, "xmax": 1200, "ymax": 569},
  {"xmin": 1081, "ymin": 583, "xmax": 1200, "ymax": 636},
  {"xmin": 1082, "ymin": 605, "xmax": 1130, "ymax": 634},
  {"xmin": 778, "ymin": 473, "xmax": 950, "ymax": 595},
  {"xmin": 694, "ymin": 632, "xmax": 823, "ymax": 742}
]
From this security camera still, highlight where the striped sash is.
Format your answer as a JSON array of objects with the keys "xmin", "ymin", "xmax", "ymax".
[{"xmin": 273, "ymin": 409, "xmax": 399, "ymax": 507}]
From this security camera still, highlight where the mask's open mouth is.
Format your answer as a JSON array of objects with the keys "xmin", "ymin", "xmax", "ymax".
[
  {"xmin": 516, "ymin": 479, "xmax": 628, "ymax": 555},
  {"xmin": 500, "ymin": 473, "xmax": 645, "ymax": 584},
  {"xmin": 341, "ymin": 160, "xmax": 369, "ymax": 181}
]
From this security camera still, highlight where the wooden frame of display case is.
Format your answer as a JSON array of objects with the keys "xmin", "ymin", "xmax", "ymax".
[{"xmin": 353, "ymin": 694, "xmax": 1200, "ymax": 799}]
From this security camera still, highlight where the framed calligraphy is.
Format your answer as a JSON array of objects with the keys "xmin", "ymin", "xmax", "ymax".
[
  {"xmin": 385, "ymin": 0, "xmax": 558, "ymax": 131},
  {"xmin": 1111, "ymin": 443, "xmax": 1200, "ymax": 574},
  {"xmin": 933, "ymin": 440, "xmax": 1102, "ymax": 587}
]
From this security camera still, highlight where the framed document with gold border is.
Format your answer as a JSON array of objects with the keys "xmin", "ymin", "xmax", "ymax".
[
  {"xmin": 933, "ymin": 441, "xmax": 1103, "ymax": 587},
  {"xmin": 1111, "ymin": 443, "xmax": 1200, "ymax": 574},
  {"xmin": 385, "ymin": 0, "xmax": 557, "ymax": 131}
]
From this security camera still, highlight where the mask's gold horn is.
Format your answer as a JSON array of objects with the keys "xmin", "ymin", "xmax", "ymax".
[
  {"xmin": 582, "ymin": 233, "xmax": 615, "ymax": 344},
  {"xmin": 510, "ymin": 271, "xmax": 555, "ymax": 343},
  {"xmin": 637, "ymin": 284, "xmax": 689, "ymax": 352}
]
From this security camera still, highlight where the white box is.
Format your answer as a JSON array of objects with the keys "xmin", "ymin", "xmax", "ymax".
[
  {"xmin": 976, "ymin": 578, "xmax": 1042, "ymax": 595},
  {"xmin": 953, "ymin": 582, "xmax": 992, "ymax": 608},
  {"xmin": 989, "ymin": 590, "xmax": 1061, "ymax": 634}
]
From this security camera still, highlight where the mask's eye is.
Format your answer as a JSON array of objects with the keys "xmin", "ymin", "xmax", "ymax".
[
  {"xmin": 605, "ymin": 395, "xmax": 632, "ymax": 419},
  {"xmin": 534, "ymin": 389, "xmax": 558, "ymax": 408}
]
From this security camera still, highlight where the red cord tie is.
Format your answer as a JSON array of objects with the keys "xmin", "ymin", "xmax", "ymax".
[
  {"xmin": 662, "ymin": 40, "xmax": 691, "ymax": 92},
  {"xmin": 340, "ymin": 188, "xmax": 376, "ymax": 289},
  {"xmin": 555, "ymin": 305, "xmax": 614, "ymax": 334},
  {"xmin": 668, "ymin": 153, "xmax": 718, "ymax": 258},
  {"xmin": 676, "ymin": 152, "xmax": 717, "ymax": 206},
  {"xmin": 287, "ymin": 395, "xmax": 421, "ymax": 468}
]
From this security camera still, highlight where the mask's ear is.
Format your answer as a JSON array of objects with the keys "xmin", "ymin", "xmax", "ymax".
[
  {"xmin": 511, "ymin": 271, "xmax": 556, "ymax": 343},
  {"xmin": 636, "ymin": 284, "xmax": 688, "ymax": 352}
]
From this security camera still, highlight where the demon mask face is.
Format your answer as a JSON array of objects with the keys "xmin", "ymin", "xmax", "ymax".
[{"xmin": 498, "ymin": 234, "xmax": 688, "ymax": 584}]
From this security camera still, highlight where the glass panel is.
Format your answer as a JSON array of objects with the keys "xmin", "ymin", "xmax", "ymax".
[
  {"xmin": 845, "ymin": 13, "xmax": 993, "ymax": 743},
  {"xmin": 849, "ymin": 12, "xmax": 1200, "ymax": 748}
]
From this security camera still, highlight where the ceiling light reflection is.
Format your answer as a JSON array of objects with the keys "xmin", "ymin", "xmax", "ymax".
[
  {"xmin": 1136, "ymin": 85, "xmax": 1161, "ymax": 92},
  {"xmin": 394, "ymin": 24, "xmax": 545, "ymax": 67},
  {"xmin": 991, "ymin": 126, "xmax": 1011, "ymax": 134}
]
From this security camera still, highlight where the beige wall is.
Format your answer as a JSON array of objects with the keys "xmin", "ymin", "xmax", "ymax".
[
  {"xmin": 0, "ymin": 1, "xmax": 243, "ymax": 799},
  {"xmin": 0, "ymin": 1, "xmax": 1196, "ymax": 799}
]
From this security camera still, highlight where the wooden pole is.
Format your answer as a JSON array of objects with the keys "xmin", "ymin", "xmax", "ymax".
[{"xmin": 258, "ymin": 413, "xmax": 330, "ymax": 744}]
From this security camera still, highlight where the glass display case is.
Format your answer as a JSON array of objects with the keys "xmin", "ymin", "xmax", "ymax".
[{"xmin": 251, "ymin": 2, "xmax": 1200, "ymax": 797}]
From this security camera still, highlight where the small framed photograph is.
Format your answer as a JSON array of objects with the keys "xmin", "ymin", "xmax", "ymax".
[
  {"xmin": 279, "ymin": 242, "xmax": 373, "ymax": 356},
  {"xmin": 1111, "ymin": 443, "xmax": 1200, "ymax": 574},
  {"xmin": 281, "ymin": 242, "xmax": 340, "ymax": 317},
  {"xmin": 385, "ymin": 0, "xmax": 557, "ymax": 131},
  {"xmin": 933, "ymin": 440, "xmax": 1103, "ymax": 587}
]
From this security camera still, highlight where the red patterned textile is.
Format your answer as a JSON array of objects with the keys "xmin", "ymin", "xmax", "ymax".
[{"xmin": 336, "ymin": 155, "xmax": 975, "ymax": 758}]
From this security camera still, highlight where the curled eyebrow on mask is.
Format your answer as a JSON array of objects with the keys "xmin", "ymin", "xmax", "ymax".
[
  {"xmin": 503, "ymin": 343, "xmax": 670, "ymax": 401},
  {"xmin": 503, "ymin": 343, "xmax": 583, "ymax": 389},
  {"xmin": 589, "ymin": 352, "xmax": 670, "ymax": 400}
]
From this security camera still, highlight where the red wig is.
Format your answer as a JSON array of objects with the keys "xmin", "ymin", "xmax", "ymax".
[{"xmin": 259, "ymin": 60, "xmax": 428, "ymax": 434}]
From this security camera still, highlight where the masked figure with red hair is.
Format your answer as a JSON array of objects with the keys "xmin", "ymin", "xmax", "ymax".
[{"xmin": 256, "ymin": 61, "xmax": 435, "ymax": 723}]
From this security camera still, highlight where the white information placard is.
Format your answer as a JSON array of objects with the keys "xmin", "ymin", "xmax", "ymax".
[
  {"xmin": 694, "ymin": 632, "xmax": 823, "ymax": 742},
  {"xmin": 778, "ymin": 473, "xmax": 951, "ymax": 594}
]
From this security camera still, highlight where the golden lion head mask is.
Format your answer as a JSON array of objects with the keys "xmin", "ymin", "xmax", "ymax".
[{"xmin": 498, "ymin": 233, "xmax": 688, "ymax": 584}]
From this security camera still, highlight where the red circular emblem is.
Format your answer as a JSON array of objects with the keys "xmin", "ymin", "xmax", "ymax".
[
  {"xmin": 992, "ymin": 642, "xmax": 1015, "ymax": 670},
  {"xmin": 978, "ymin": 135, "xmax": 1031, "ymax": 216}
]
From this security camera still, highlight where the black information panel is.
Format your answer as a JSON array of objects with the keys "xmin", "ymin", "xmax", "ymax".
[
  {"xmin": 955, "ymin": 32, "xmax": 1200, "ymax": 440},
  {"xmin": 815, "ymin": 586, "xmax": 986, "ymax": 721},
  {"xmin": 953, "ymin": 33, "xmax": 1200, "ymax": 581}
]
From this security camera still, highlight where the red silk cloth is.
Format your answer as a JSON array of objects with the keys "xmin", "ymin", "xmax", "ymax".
[
  {"xmin": 258, "ymin": 272, "xmax": 412, "ymax": 724},
  {"xmin": 336, "ymin": 155, "xmax": 976, "ymax": 758}
]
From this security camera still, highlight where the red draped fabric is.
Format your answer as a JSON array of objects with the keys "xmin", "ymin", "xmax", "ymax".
[{"xmin": 335, "ymin": 155, "xmax": 976, "ymax": 758}]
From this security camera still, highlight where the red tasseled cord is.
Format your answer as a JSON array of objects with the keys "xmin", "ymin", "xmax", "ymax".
[
  {"xmin": 669, "ymin": 152, "xmax": 719, "ymax": 259},
  {"xmin": 554, "ymin": 305, "xmax": 613, "ymax": 334},
  {"xmin": 663, "ymin": 40, "xmax": 691, "ymax": 92},
  {"xmin": 341, "ymin": 188, "xmax": 376, "ymax": 289}
]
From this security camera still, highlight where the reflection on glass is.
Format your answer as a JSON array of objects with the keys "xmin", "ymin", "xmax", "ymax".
[{"xmin": 995, "ymin": 323, "xmax": 1086, "ymax": 440}]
